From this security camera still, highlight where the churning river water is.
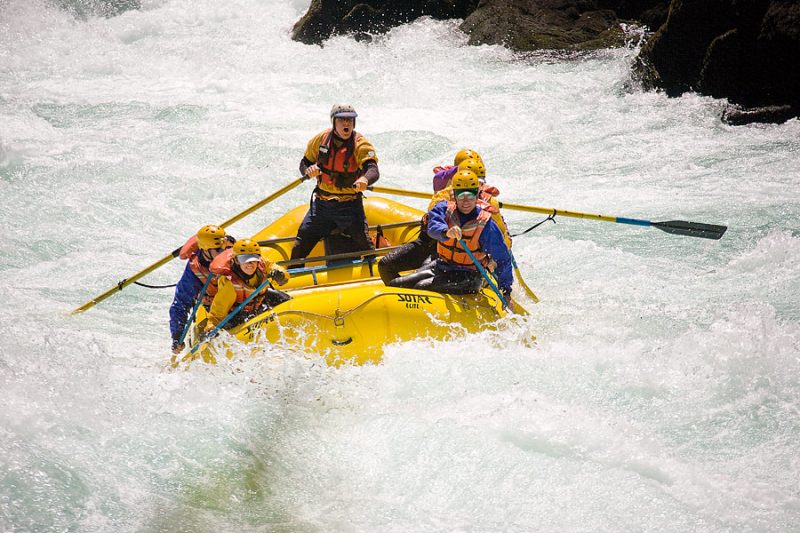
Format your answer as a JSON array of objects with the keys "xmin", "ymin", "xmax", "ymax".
[{"xmin": 2, "ymin": 0, "xmax": 799, "ymax": 531}]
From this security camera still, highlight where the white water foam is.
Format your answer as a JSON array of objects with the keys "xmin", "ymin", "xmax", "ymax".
[{"xmin": 2, "ymin": 0, "xmax": 799, "ymax": 531}]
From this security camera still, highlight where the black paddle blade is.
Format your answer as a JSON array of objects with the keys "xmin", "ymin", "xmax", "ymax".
[{"xmin": 652, "ymin": 220, "xmax": 727, "ymax": 240}]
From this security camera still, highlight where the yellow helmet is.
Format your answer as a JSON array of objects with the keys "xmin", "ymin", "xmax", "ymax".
[
  {"xmin": 451, "ymin": 169, "xmax": 480, "ymax": 191},
  {"xmin": 454, "ymin": 149, "xmax": 482, "ymax": 167},
  {"xmin": 457, "ymin": 158, "xmax": 486, "ymax": 179},
  {"xmin": 232, "ymin": 239, "xmax": 262, "ymax": 263},
  {"xmin": 197, "ymin": 225, "xmax": 226, "ymax": 250}
]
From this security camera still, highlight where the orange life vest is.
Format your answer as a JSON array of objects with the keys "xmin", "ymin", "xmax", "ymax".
[
  {"xmin": 317, "ymin": 128, "xmax": 364, "ymax": 196},
  {"xmin": 179, "ymin": 235, "xmax": 199, "ymax": 260},
  {"xmin": 481, "ymin": 184, "xmax": 500, "ymax": 198},
  {"xmin": 436, "ymin": 202, "xmax": 492, "ymax": 269},
  {"xmin": 210, "ymin": 249, "xmax": 269, "ymax": 312},
  {"xmin": 179, "ymin": 236, "xmax": 218, "ymax": 305}
]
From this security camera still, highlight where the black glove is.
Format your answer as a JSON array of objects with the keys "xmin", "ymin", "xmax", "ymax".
[
  {"xmin": 501, "ymin": 287, "xmax": 512, "ymax": 301},
  {"xmin": 270, "ymin": 267, "xmax": 289, "ymax": 286},
  {"xmin": 171, "ymin": 339, "xmax": 185, "ymax": 354}
]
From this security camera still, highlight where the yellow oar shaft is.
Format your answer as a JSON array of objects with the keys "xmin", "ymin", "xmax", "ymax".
[
  {"xmin": 70, "ymin": 251, "xmax": 180, "ymax": 315},
  {"xmin": 370, "ymin": 185, "xmax": 617, "ymax": 222},
  {"xmin": 371, "ymin": 185, "xmax": 726, "ymax": 240},
  {"xmin": 497, "ymin": 202, "xmax": 617, "ymax": 223},
  {"xmin": 71, "ymin": 177, "xmax": 307, "ymax": 315},
  {"xmin": 369, "ymin": 186, "xmax": 431, "ymax": 201},
  {"xmin": 218, "ymin": 177, "xmax": 307, "ymax": 227}
]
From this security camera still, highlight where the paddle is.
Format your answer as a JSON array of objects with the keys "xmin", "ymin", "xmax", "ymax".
[
  {"xmin": 510, "ymin": 251, "xmax": 539, "ymax": 304},
  {"xmin": 458, "ymin": 238, "xmax": 511, "ymax": 311},
  {"xmin": 71, "ymin": 177, "xmax": 308, "ymax": 315},
  {"xmin": 279, "ymin": 245, "xmax": 401, "ymax": 268},
  {"xmin": 177, "ymin": 274, "xmax": 215, "ymax": 346},
  {"xmin": 256, "ymin": 220, "xmax": 419, "ymax": 252},
  {"xmin": 369, "ymin": 185, "xmax": 727, "ymax": 240}
]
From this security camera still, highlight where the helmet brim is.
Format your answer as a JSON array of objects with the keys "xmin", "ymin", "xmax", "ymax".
[
  {"xmin": 333, "ymin": 112, "xmax": 358, "ymax": 119},
  {"xmin": 237, "ymin": 253, "xmax": 261, "ymax": 263}
]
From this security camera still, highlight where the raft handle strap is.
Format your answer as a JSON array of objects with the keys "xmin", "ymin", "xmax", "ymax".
[
  {"xmin": 134, "ymin": 281, "xmax": 177, "ymax": 289},
  {"xmin": 510, "ymin": 209, "xmax": 557, "ymax": 238}
]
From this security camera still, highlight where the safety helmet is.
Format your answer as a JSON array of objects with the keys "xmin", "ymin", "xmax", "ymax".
[
  {"xmin": 233, "ymin": 238, "xmax": 262, "ymax": 263},
  {"xmin": 330, "ymin": 103, "xmax": 358, "ymax": 123},
  {"xmin": 197, "ymin": 225, "xmax": 226, "ymax": 250},
  {"xmin": 454, "ymin": 149, "xmax": 482, "ymax": 167},
  {"xmin": 451, "ymin": 169, "xmax": 480, "ymax": 191},
  {"xmin": 457, "ymin": 158, "xmax": 486, "ymax": 179}
]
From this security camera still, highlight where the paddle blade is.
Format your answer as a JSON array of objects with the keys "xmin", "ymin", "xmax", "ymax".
[{"xmin": 652, "ymin": 220, "xmax": 727, "ymax": 240}]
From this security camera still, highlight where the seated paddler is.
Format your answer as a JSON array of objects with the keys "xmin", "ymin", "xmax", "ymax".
[
  {"xmin": 169, "ymin": 225, "xmax": 234, "ymax": 354},
  {"xmin": 388, "ymin": 169, "xmax": 513, "ymax": 300},
  {"xmin": 203, "ymin": 239, "xmax": 291, "ymax": 333},
  {"xmin": 379, "ymin": 155, "xmax": 511, "ymax": 286}
]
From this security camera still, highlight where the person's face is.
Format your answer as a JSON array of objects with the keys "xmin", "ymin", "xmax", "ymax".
[
  {"xmin": 455, "ymin": 190, "xmax": 478, "ymax": 214},
  {"xmin": 202, "ymin": 247, "xmax": 224, "ymax": 260},
  {"xmin": 334, "ymin": 117, "xmax": 354, "ymax": 139},
  {"xmin": 237, "ymin": 258, "xmax": 259, "ymax": 275}
]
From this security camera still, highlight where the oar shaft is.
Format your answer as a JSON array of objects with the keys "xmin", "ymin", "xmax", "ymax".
[
  {"xmin": 458, "ymin": 239, "xmax": 509, "ymax": 310},
  {"xmin": 70, "ymin": 249, "xmax": 180, "ymax": 314},
  {"xmin": 370, "ymin": 186, "xmax": 725, "ymax": 239},
  {"xmin": 256, "ymin": 220, "xmax": 419, "ymax": 247},
  {"xmin": 279, "ymin": 245, "xmax": 401, "ymax": 268},
  {"xmin": 71, "ymin": 178, "xmax": 307, "ymax": 315},
  {"xmin": 219, "ymin": 177, "xmax": 306, "ymax": 228},
  {"xmin": 497, "ymin": 201, "xmax": 620, "ymax": 223},
  {"xmin": 178, "ymin": 274, "xmax": 214, "ymax": 345},
  {"xmin": 369, "ymin": 185, "xmax": 431, "ymax": 200},
  {"xmin": 372, "ymin": 185, "xmax": 622, "ymax": 222}
]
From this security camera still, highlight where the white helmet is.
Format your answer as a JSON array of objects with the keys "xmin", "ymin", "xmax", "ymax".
[{"xmin": 330, "ymin": 103, "xmax": 358, "ymax": 124}]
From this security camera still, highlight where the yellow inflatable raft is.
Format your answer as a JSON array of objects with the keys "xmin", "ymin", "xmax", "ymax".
[{"xmin": 191, "ymin": 196, "xmax": 525, "ymax": 366}]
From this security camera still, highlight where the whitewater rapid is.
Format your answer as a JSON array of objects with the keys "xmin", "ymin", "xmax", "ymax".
[{"xmin": 1, "ymin": 0, "xmax": 799, "ymax": 531}]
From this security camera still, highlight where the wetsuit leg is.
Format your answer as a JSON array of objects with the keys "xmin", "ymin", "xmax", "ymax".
[
  {"xmin": 415, "ymin": 264, "xmax": 483, "ymax": 295},
  {"xmin": 330, "ymin": 197, "xmax": 373, "ymax": 254},
  {"xmin": 379, "ymin": 237, "xmax": 431, "ymax": 285},
  {"xmin": 378, "ymin": 219, "xmax": 437, "ymax": 285},
  {"xmin": 387, "ymin": 263, "xmax": 436, "ymax": 288},
  {"xmin": 290, "ymin": 199, "xmax": 338, "ymax": 260}
]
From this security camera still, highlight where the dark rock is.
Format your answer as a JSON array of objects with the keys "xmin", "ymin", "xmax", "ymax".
[
  {"xmin": 597, "ymin": 0, "xmax": 670, "ymax": 30},
  {"xmin": 635, "ymin": 0, "xmax": 800, "ymax": 124},
  {"xmin": 722, "ymin": 104, "xmax": 799, "ymax": 125},
  {"xmin": 292, "ymin": 0, "xmax": 479, "ymax": 45},
  {"xmin": 460, "ymin": 0, "xmax": 626, "ymax": 51},
  {"xmin": 291, "ymin": 0, "xmax": 672, "ymax": 49}
]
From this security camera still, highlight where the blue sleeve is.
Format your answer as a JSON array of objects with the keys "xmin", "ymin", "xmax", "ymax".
[
  {"xmin": 168, "ymin": 263, "xmax": 203, "ymax": 340},
  {"xmin": 425, "ymin": 201, "xmax": 450, "ymax": 241},
  {"xmin": 479, "ymin": 219, "xmax": 514, "ymax": 291}
]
